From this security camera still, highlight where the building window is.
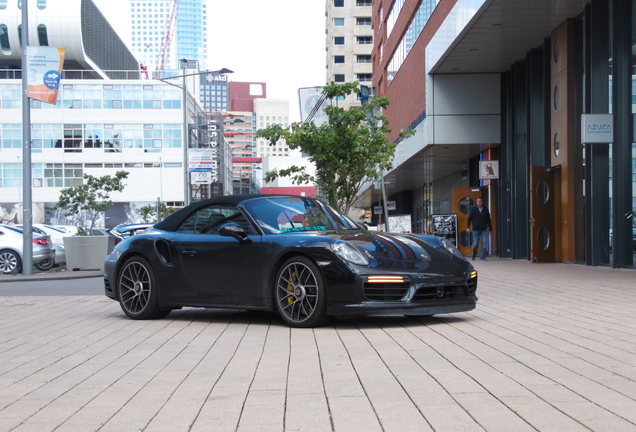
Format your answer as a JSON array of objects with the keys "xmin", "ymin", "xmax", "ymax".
[
  {"xmin": 334, "ymin": 17, "xmax": 345, "ymax": 26},
  {"xmin": 357, "ymin": 73, "xmax": 372, "ymax": 82},
  {"xmin": 63, "ymin": 124, "xmax": 83, "ymax": 153},
  {"xmin": 334, "ymin": 36, "xmax": 345, "ymax": 45},
  {"xmin": 356, "ymin": 0, "xmax": 372, "ymax": 5},
  {"xmin": 334, "ymin": 55, "xmax": 345, "ymax": 63},
  {"xmin": 334, "ymin": 74, "xmax": 345, "ymax": 83},
  {"xmin": 334, "ymin": 0, "xmax": 344, "ymax": 6},
  {"xmin": 356, "ymin": 36, "xmax": 373, "ymax": 44},
  {"xmin": 0, "ymin": 0, "xmax": 6, "ymax": 10},
  {"xmin": 0, "ymin": 24, "xmax": 11, "ymax": 53},
  {"xmin": 37, "ymin": 25, "xmax": 49, "ymax": 46},
  {"xmin": 356, "ymin": 17, "xmax": 371, "ymax": 26},
  {"xmin": 37, "ymin": 0, "xmax": 46, "ymax": 9},
  {"xmin": 357, "ymin": 54, "xmax": 371, "ymax": 63}
]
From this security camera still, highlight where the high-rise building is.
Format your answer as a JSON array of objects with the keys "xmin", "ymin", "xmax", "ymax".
[
  {"xmin": 129, "ymin": 0, "xmax": 207, "ymax": 72},
  {"xmin": 325, "ymin": 0, "xmax": 373, "ymax": 109},
  {"xmin": 254, "ymin": 99, "xmax": 290, "ymax": 158},
  {"xmin": 199, "ymin": 71, "xmax": 229, "ymax": 112},
  {"xmin": 228, "ymin": 81, "xmax": 267, "ymax": 112}
]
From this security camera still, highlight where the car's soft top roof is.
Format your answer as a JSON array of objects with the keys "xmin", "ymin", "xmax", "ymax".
[{"xmin": 154, "ymin": 194, "xmax": 311, "ymax": 232}]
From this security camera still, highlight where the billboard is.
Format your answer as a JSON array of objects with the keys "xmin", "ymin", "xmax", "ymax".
[{"xmin": 26, "ymin": 46, "xmax": 65, "ymax": 104}]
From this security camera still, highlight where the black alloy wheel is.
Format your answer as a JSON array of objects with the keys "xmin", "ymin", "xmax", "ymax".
[
  {"xmin": 117, "ymin": 256, "xmax": 170, "ymax": 320},
  {"xmin": 274, "ymin": 256, "xmax": 328, "ymax": 328}
]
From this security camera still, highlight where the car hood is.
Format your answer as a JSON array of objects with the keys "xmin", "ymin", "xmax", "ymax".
[{"xmin": 326, "ymin": 231, "xmax": 466, "ymax": 271}]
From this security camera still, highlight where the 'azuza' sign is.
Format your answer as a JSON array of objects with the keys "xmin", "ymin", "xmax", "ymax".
[{"xmin": 581, "ymin": 114, "xmax": 613, "ymax": 143}]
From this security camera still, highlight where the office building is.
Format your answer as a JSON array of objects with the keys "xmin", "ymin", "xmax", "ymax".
[
  {"xmin": 325, "ymin": 0, "xmax": 373, "ymax": 109},
  {"xmin": 0, "ymin": 0, "xmax": 231, "ymax": 228},
  {"xmin": 254, "ymin": 98, "xmax": 291, "ymax": 158},
  {"xmin": 199, "ymin": 70, "xmax": 229, "ymax": 112},
  {"xmin": 370, "ymin": 0, "xmax": 635, "ymax": 268}
]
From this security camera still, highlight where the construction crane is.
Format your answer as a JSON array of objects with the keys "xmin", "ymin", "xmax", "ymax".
[{"xmin": 154, "ymin": 0, "xmax": 181, "ymax": 79}]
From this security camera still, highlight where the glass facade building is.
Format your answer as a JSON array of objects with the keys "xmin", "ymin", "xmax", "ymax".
[
  {"xmin": 129, "ymin": 0, "xmax": 207, "ymax": 71},
  {"xmin": 372, "ymin": 0, "xmax": 635, "ymax": 269}
]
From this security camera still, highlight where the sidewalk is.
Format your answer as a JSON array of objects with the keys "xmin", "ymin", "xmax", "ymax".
[{"xmin": 0, "ymin": 258, "xmax": 634, "ymax": 432}]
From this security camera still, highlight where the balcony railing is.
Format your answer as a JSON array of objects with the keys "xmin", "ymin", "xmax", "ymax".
[{"xmin": 0, "ymin": 69, "xmax": 144, "ymax": 80}]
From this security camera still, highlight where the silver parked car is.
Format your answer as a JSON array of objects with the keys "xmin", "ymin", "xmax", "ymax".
[
  {"xmin": 0, "ymin": 225, "xmax": 55, "ymax": 273},
  {"xmin": 15, "ymin": 224, "xmax": 70, "ymax": 265}
]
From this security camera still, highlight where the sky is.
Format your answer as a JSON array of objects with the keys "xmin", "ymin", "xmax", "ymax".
[{"xmin": 92, "ymin": 0, "xmax": 326, "ymax": 122}]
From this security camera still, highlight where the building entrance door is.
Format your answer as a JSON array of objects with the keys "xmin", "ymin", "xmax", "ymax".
[
  {"xmin": 451, "ymin": 187, "xmax": 495, "ymax": 257},
  {"xmin": 530, "ymin": 166, "xmax": 561, "ymax": 262}
]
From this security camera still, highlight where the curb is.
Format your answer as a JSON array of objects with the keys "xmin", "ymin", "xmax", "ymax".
[{"xmin": 0, "ymin": 270, "xmax": 103, "ymax": 283}]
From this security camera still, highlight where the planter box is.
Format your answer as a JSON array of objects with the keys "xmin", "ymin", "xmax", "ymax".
[{"xmin": 63, "ymin": 235, "xmax": 114, "ymax": 271}]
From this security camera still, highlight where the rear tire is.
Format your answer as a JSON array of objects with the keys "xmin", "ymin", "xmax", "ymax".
[
  {"xmin": 117, "ymin": 256, "xmax": 170, "ymax": 320},
  {"xmin": 35, "ymin": 259, "xmax": 54, "ymax": 271},
  {"xmin": 274, "ymin": 256, "xmax": 328, "ymax": 328}
]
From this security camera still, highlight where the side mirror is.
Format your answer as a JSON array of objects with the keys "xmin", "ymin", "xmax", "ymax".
[{"xmin": 218, "ymin": 223, "xmax": 252, "ymax": 245}]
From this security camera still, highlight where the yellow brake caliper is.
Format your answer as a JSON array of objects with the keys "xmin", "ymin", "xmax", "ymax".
[{"xmin": 287, "ymin": 271, "xmax": 296, "ymax": 304}]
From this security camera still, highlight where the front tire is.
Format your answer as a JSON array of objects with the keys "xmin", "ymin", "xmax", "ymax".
[
  {"xmin": 274, "ymin": 256, "xmax": 328, "ymax": 328},
  {"xmin": 117, "ymin": 256, "xmax": 170, "ymax": 320},
  {"xmin": 0, "ymin": 250, "xmax": 21, "ymax": 274}
]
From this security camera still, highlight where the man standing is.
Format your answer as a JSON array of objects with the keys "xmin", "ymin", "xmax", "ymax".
[{"xmin": 466, "ymin": 197, "xmax": 492, "ymax": 261}]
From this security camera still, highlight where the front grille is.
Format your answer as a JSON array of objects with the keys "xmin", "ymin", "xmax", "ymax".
[
  {"xmin": 363, "ymin": 282, "xmax": 409, "ymax": 301},
  {"xmin": 412, "ymin": 284, "xmax": 468, "ymax": 301}
]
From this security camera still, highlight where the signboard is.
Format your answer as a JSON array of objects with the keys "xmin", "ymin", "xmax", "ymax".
[
  {"xmin": 298, "ymin": 86, "xmax": 330, "ymax": 126},
  {"xmin": 479, "ymin": 160, "xmax": 499, "ymax": 179},
  {"xmin": 432, "ymin": 214, "xmax": 458, "ymax": 246},
  {"xmin": 581, "ymin": 113, "xmax": 613, "ymax": 143},
  {"xmin": 373, "ymin": 206, "xmax": 383, "ymax": 215},
  {"xmin": 386, "ymin": 201, "xmax": 397, "ymax": 210},
  {"xmin": 188, "ymin": 148, "xmax": 214, "ymax": 184},
  {"xmin": 191, "ymin": 171, "xmax": 212, "ymax": 184},
  {"xmin": 26, "ymin": 46, "xmax": 66, "ymax": 104}
]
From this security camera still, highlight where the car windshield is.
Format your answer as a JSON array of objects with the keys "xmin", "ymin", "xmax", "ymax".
[{"xmin": 243, "ymin": 196, "xmax": 359, "ymax": 234}]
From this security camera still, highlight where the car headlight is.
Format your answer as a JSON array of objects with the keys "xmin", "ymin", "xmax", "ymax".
[
  {"xmin": 439, "ymin": 237, "xmax": 464, "ymax": 259},
  {"xmin": 331, "ymin": 241, "xmax": 371, "ymax": 265}
]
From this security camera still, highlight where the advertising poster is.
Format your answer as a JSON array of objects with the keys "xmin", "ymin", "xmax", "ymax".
[
  {"xmin": 432, "ymin": 214, "xmax": 458, "ymax": 246},
  {"xmin": 26, "ymin": 46, "xmax": 66, "ymax": 104},
  {"xmin": 388, "ymin": 214, "xmax": 412, "ymax": 233}
]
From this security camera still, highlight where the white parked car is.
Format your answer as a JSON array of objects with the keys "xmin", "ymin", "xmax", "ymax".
[{"xmin": 0, "ymin": 225, "xmax": 55, "ymax": 273}]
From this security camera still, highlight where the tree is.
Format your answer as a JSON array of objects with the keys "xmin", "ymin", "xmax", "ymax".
[
  {"xmin": 53, "ymin": 171, "xmax": 129, "ymax": 234},
  {"xmin": 255, "ymin": 82, "xmax": 413, "ymax": 215},
  {"xmin": 139, "ymin": 202, "xmax": 175, "ymax": 223}
]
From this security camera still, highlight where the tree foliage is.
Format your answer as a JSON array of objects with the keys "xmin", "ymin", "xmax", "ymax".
[
  {"xmin": 53, "ymin": 171, "xmax": 129, "ymax": 233},
  {"xmin": 255, "ymin": 82, "xmax": 413, "ymax": 215},
  {"xmin": 139, "ymin": 202, "xmax": 175, "ymax": 223}
]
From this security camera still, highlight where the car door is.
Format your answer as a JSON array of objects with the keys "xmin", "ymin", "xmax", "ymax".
[{"xmin": 174, "ymin": 203, "xmax": 265, "ymax": 306}]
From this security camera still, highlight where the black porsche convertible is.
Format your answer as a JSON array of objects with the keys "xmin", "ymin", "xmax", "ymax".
[{"xmin": 104, "ymin": 194, "xmax": 477, "ymax": 327}]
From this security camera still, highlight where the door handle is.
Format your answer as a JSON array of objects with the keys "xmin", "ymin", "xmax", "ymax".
[{"xmin": 181, "ymin": 250, "xmax": 197, "ymax": 256}]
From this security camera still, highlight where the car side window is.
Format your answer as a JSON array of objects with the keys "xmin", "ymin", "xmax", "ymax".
[{"xmin": 176, "ymin": 204, "xmax": 253, "ymax": 235}]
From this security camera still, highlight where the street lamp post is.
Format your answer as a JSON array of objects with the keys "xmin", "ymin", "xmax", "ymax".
[{"xmin": 159, "ymin": 63, "xmax": 233, "ymax": 207}]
